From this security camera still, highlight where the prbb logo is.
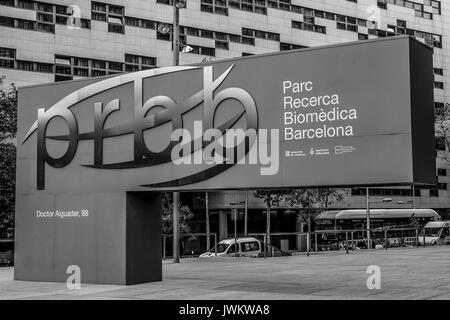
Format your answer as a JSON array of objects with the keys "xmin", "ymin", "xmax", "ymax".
[{"xmin": 23, "ymin": 64, "xmax": 278, "ymax": 190}]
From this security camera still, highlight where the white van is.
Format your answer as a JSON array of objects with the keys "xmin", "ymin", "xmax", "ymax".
[
  {"xmin": 419, "ymin": 221, "xmax": 450, "ymax": 246},
  {"xmin": 199, "ymin": 237, "xmax": 261, "ymax": 258}
]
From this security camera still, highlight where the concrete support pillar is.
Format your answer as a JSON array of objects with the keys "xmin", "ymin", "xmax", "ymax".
[{"xmin": 15, "ymin": 191, "xmax": 162, "ymax": 285}]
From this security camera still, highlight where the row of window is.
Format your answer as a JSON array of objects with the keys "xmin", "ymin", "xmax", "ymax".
[
  {"xmin": 0, "ymin": 47, "xmax": 53, "ymax": 72},
  {"xmin": 194, "ymin": 0, "xmax": 443, "ymax": 46},
  {"xmin": 92, "ymin": 1, "xmax": 125, "ymax": 34},
  {"xmin": 292, "ymin": 20, "xmax": 326, "ymax": 35},
  {"xmin": 91, "ymin": 1, "xmax": 281, "ymax": 50},
  {"xmin": 368, "ymin": 27, "xmax": 441, "ymax": 48},
  {"xmin": 0, "ymin": 0, "xmax": 91, "ymax": 32},
  {"xmin": 351, "ymin": 184, "xmax": 447, "ymax": 198},
  {"xmin": 0, "ymin": 47, "xmax": 157, "ymax": 79},
  {"xmin": 0, "ymin": 15, "xmax": 89, "ymax": 32},
  {"xmin": 194, "ymin": 0, "xmax": 440, "ymax": 23},
  {"xmin": 1, "ymin": 0, "xmax": 442, "ymax": 51},
  {"xmin": 378, "ymin": 0, "xmax": 441, "ymax": 17}
]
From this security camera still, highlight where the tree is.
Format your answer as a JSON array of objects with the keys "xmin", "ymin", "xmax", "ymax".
[
  {"xmin": 253, "ymin": 189, "xmax": 286, "ymax": 244},
  {"xmin": 435, "ymin": 102, "xmax": 450, "ymax": 162},
  {"xmin": 0, "ymin": 80, "xmax": 17, "ymax": 143},
  {"xmin": 193, "ymin": 192, "xmax": 211, "ymax": 251},
  {"xmin": 279, "ymin": 188, "xmax": 347, "ymax": 229},
  {"xmin": 160, "ymin": 192, "xmax": 194, "ymax": 235},
  {"xmin": 0, "ymin": 81, "xmax": 17, "ymax": 239}
]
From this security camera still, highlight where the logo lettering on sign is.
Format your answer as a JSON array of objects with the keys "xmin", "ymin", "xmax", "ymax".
[{"xmin": 22, "ymin": 65, "xmax": 259, "ymax": 189}]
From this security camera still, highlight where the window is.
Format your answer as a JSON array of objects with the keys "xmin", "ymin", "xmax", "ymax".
[
  {"xmin": 242, "ymin": 28, "xmax": 253, "ymax": 37},
  {"xmin": 109, "ymin": 4, "xmax": 124, "ymax": 15},
  {"xmin": 17, "ymin": 0, "xmax": 34, "ymax": 10},
  {"xmin": 241, "ymin": 36, "xmax": 255, "ymax": 46},
  {"xmin": 292, "ymin": 20, "xmax": 326, "ymax": 34},
  {"xmin": 199, "ymin": 29, "xmax": 212, "ymax": 39},
  {"xmin": 0, "ymin": 47, "xmax": 15, "ymax": 59},
  {"xmin": 17, "ymin": 19, "xmax": 36, "ymax": 30},
  {"xmin": 187, "ymin": 27, "xmax": 199, "ymax": 37},
  {"xmin": 201, "ymin": 47, "xmax": 215, "ymax": 56},
  {"xmin": 92, "ymin": 2, "xmax": 105, "ymax": 12},
  {"xmin": 91, "ymin": 70, "xmax": 106, "ymax": 77},
  {"xmin": 157, "ymin": 31, "xmax": 170, "ymax": 41},
  {"xmin": 55, "ymin": 65, "xmax": 71, "ymax": 75},
  {"xmin": 227, "ymin": 244, "xmax": 236, "ymax": 254},
  {"xmin": 36, "ymin": 62, "xmax": 53, "ymax": 73},
  {"xmin": 125, "ymin": 54, "xmax": 157, "ymax": 71},
  {"xmin": 325, "ymin": 12, "xmax": 335, "ymax": 20},
  {"xmin": 429, "ymin": 189, "xmax": 439, "ymax": 197},
  {"xmin": 91, "ymin": 60, "xmax": 106, "ymax": 69},
  {"xmin": 37, "ymin": 2, "xmax": 52, "ymax": 12},
  {"xmin": 92, "ymin": 12, "xmax": 106, "ymax": 21},
  {"xmin": 0, "ymin": 16, "xmax": 14, "ymax": 27},
  {"xmin": 357, "ymin": 19, "xmax": 366, "ymax": 27},
  {"xmin": 434, "ymin": 68, "xmax": 443, "ymax": 76},
  {"xmin": 37, "ymin": 13, "xmax": 54, "ymax": 23},
  {"xmin": 432, "ymin": 35, "xmax": 442, "ymax": 48},
  {"xmin": 0, "ymin": 0, "xmax": 14, "ymax": 6},
  {"xmin": 434, "ymin": 82, "xmax": 444, "ymax": 90},
  {"xmin": 108, "ymin": 61, "xmax": 123, "ymax": 71},
  {"xmin": 377, "ymin": 0, "xmax": 387, "ymax": 9},
  {"xmin": 55, "ymin": 5, "xmax": 68, "ymax": 15},
  {"xmin": 241, "ymin": 242, "xmax": 259, "ymax": 252},
  {"xmin": 108, "ymin": 24, "xmax": 124, "ymax": 34},
  {"xmin": 0, "ymin": 59, "xmax": 14, "ymax": 68},
  {"xmin": 358, "ymin": 33, "xmax": 368, "ymax": 40},
  {"xmin": 280, "ymin": 42, "xmax": 307, "ymax": 51},
  {"xmin": 0, "ymin": 47, "xmax": 15, "ymax": 69},
  {"xmin": 215, "ymin": 40, "xmax": 228, "ymax": 50},
  {"xmin": 214, "ymin": 32, "xmax": 227, "ymax": 41},
  {"xmin": 201, "ymin": 0, "xmax": 228, "ymax": 16},
  {"xmin": 267, "ymin": 32, "xmax": 280, "ymax": 41},
  {"xmin": 108, "ymin": 16, "xmax": 122, "ymax": 25},
  {"xmin": 55, "ymin": 75, "xmax": 72, "ymax": 82},
  {"xmin": 125, "ymin": 54, "xmax": 140, "ymax": 64},
  {"xmin": 229, "ymin": 34, "xmax": 241, "ymax": 43},
  {"xmin": 74, "ymin": 68, "xmax": 88, "ymax": 77},
  {"xmin": 438, "ymin": 183, "xmax": 447, "ymax": 190},
  {"xmin": 254, "ymin": 30, "xmax": 266, "ymax": 39},
  {"xmin": 438, "ymin": 169, "xmax": 447, "ymax": 176},
  {"xmin": 16, "ymin": 60, "xmax": 34, "ymax": 71},
  {"xmin": 414, "ymin": 188, "xmax": 421, "ymax": 197}
]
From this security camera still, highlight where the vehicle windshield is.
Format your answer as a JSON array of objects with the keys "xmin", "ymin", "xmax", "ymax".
[
  {"xmin": 423, "ymin": 228, "xmax": 441, "ymax": 237},
  {"xmin": 211, "ymin": 243, "xmax": 229, "ymax": 253}
]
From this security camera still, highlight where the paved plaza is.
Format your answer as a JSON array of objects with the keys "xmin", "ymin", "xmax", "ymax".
[{"xmin": 1, "ymin": 246, "xmax": 449, "ymax": 300}]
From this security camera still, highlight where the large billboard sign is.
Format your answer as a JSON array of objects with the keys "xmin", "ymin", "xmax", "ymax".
[
  {"xmin": 18, "ymin": 36, "xmax": 435, "ymax": 193},
  {"xmin": 15, "ymin": 36, "xmax": 436, "ymax": 285}
]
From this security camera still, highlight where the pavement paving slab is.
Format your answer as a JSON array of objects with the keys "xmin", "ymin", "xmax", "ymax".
[{"xmin": 1, "ymin": 246, "xmax": 449, "ymax": 300}]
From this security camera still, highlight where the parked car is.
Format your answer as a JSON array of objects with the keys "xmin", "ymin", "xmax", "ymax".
[
  {"xmin": 199, "ymin": 237, "xmax": 262, "ymax": 258},
  {"xmin": 419, "ymin": 221, "xmax": 450, "ymax": 246}
]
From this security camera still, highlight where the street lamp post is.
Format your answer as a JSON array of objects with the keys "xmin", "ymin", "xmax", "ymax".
[
  {"xmin": 172, "ymin": 0, "xmax": 180, "ymax": 66},
  {"xmin": 171, "ymin": 0, "xmax": 186, "ymax": 264}
]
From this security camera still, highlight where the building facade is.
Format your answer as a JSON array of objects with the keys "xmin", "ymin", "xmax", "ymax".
[{"xmin": 1, "ymin": 0, "xmax": 449, "ymax": 239}]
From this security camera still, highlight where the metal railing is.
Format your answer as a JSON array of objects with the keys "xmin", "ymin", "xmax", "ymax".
[
  {"xmin": 161, "ymin": 227, "xmax": 447, "ymax": 260},
  {"xmin": 249, "ymin": 227, "xmax": 433, "ymax": 258},
  {"xmin": 162, "ymin": 232, "xmax": 218, "ymax": 260}
]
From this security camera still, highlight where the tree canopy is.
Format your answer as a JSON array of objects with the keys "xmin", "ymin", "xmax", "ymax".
[{"xmin": 0, "ymin": 82, "xmax": 17, "ymax": 239}]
